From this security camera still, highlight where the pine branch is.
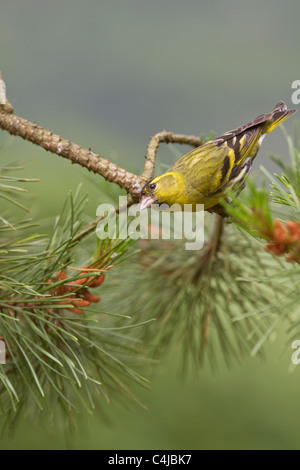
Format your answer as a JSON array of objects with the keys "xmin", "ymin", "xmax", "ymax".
[
  {"xmin": 2, "ymin": 69, "xmax": 300, "ymax": 429},
  {"xmin": 0, "ymin": 187, "xmax": 150, "ymax": 428},
  {"xmin": 0, "ymin": 164, "xmax": 39, "ymax": 230},
  {"xmin": 102, "ymin": 125, "xmax": 300, "ymax": 369},
  {"xmin": 106, "ymin": 217, "xmax": 284, "ymax": 370},
  {"xmin": 217, "ymin": 124, "xmax": 300, "ymax": 349},
  {"xmin": 223, "ymin": 126, "xmax": 300, "ymax": 264}
]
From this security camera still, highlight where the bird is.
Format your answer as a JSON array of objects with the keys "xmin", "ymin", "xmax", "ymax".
[{"xmin": 140, "ymin": 101, "xmax": 297, "ymax": 213}]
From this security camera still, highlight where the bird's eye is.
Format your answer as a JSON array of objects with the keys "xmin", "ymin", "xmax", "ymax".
[{"xmin": 149, "ymin": 183, "xmax": 156, "ymax": 190}]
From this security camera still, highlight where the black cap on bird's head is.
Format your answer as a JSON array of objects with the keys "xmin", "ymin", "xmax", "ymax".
[{"xmin": 139, "ymin": 179, "xmax": 159, "ymax": 211}]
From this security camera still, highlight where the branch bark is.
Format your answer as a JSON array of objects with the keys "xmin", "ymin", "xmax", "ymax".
[
  {"xmin": 0, "ymin": 106, "xmax": 139, "ymax": 199},
  {"xmin": 142, "ymin": 131, "xmax": 203, "ymax": 183}
]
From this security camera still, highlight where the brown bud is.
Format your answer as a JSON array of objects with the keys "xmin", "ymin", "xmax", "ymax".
[
  {"xmin": 89, "ymin": 273, "xmax": 105, "ymax": 287},
  {"xmin": 286, "ymin": 221, "xmax": 300, "ymax": 242},
  {"xmin": 71, "ymin": 299, "xmax": 91, "ymax": 308},
  {"xmin": 70, "ymin": 307, "xmax": 83, "ymax": 315},
  {"xmin": 82, "ymin": 291, "xmax": 101, "ymax": 303},
  {"xmin": 266, "ymin": 243, "xmax": 283, "ymax": 256},
  {"xmin": 273, "ymin": 220, "xmax": 289, "ymax": 245}
]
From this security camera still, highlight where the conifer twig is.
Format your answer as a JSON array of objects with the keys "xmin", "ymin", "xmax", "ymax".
[{"xmin": 142, "ymin": 131, "xmax": 203, "ymax": 183}]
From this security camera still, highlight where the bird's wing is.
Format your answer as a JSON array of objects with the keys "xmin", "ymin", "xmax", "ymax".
[
  {"xmin": 170, "ymin": 102, "xmax": 297, "ymax": 198},
  {"xmin": 210, "ymin": 100, "xmax": 297, "ymax": 168},
  {"xmin": 170, "ymin": 102, "xmax": 297, "ymax": 200},
  {"xmin": 171, "ymin": 124, "xmax": 262, "ymax": 197},
  {"xmin": 213, "ymin": 126, "xmax": 262, "ymax": 165}
]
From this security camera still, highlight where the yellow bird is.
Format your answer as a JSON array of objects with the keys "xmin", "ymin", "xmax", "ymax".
[{"xmin": 140, "ymin": 101, "xmax": 297, "ymax": 212}]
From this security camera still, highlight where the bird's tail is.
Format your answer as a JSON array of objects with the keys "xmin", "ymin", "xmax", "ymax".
[{"xmin": 265, "ymin": 101, "xmax": 298, "ymax": 134}]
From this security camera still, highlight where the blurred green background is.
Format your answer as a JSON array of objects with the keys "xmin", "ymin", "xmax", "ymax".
[{"xmin": 1, "ymin": 0, "xmax": 300, "ymax": 450}]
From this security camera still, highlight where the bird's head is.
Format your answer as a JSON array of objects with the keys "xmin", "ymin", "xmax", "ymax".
[
  {"xmin": 139, "ymin": 178, "xmax": 160, "ymax": 211},
  {"xmin": 139, "ymin": 172, "xmax": 181, "ymax": 211}
]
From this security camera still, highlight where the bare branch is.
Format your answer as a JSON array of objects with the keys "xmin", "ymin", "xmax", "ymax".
[
  {"xmin": 142, "ymin": 130, "xmax": 203, "ymax": 183},
  {"xmin": 0, "ymin": 110, "xmax": 140, "ymax": 196}
]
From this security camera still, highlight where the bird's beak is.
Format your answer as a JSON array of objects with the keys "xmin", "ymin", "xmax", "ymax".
[{"xmin": 139, "ymin": 195, "xmax": 157, "ymax": 211}]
